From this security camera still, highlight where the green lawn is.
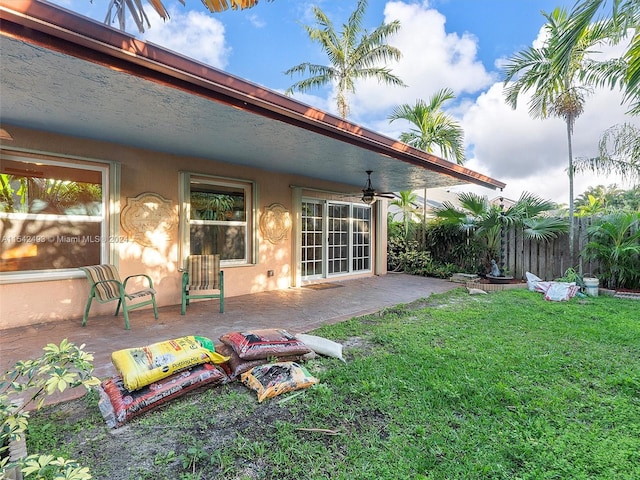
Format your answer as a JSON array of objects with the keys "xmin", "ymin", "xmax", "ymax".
[{"xmin": 28, "ymin": 288, "xmax": 640, "ymax": 479}]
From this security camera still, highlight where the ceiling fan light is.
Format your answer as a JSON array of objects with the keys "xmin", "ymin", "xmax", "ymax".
[
  {"xmin": 361, "ymin": 170, "xmax": 376, "ymax": 204},
  {"xmin": 361, "ymin": 190, "xmax": 376, "ymax": 204}
]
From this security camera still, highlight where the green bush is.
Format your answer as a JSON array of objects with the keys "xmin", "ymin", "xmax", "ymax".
[
  {"xmin": 424, "ymin": 220, "xmax": 485, "ymax": 273},
  {"xmin": 388, "ymin": 218, "xmax": 484, "ymax": 276},
  {"xmin": 0, "ymin": 340, "xmax": 100, "ymax": 479},
  {"xmin": 582, "ymin": 212, "xmax": 640, "ymax": 289}
]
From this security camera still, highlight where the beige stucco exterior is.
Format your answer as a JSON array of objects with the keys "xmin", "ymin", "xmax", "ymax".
[
  {"xmin": 0, "ymin": 1, "xmax": 504, "ymax": 330},
  {"xmin": 0, "ymin": 126, "xmax": 386, "ymax": 328}
]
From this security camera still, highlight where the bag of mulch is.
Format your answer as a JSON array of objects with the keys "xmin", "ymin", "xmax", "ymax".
[
  {"xmin": 240, "ymin": 362, "xmax": 319, "ymax": 402},
  {"xmin": 295, "ymin": 333, "xmax": 345, "ymax": 362},
  {"xmin": 112, "ymin": 336, "xmax": 229, "ymax": 391},
  {"xmin": 216, "ymin": 343, "xmax": 305, "ymax": 381},
  {"xmin": 525, "ymin": 272, "xmax": 542, "ymax": 292},
  {"xmin": 98, "ymin": 363, "xmax": 228, "ymax": 428},
  {"xmin": 219, "ymin": 329, "xmax": 311, "ymax": 361},
  {"xmin": 544, "ymin": 282, "xmax": 580, "ymax": 302}
]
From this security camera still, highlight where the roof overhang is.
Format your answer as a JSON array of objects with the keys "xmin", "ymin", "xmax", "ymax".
[{"xmin": 0, "ymin": 0, "xmax": 505, "ymax": 194}]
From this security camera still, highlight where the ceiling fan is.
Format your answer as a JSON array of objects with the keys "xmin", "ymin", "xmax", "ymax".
[{"xmin": 361, "ymin": 170, "xmax": 395, "ymax": 204}]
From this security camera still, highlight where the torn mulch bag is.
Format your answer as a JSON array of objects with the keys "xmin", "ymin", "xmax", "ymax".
[
  {"xmin": 216, "ymin": 343, "xmax": 306, "ymax": 381},
  {"xmin": 241, "ymin": 361, "xmax": 319, "ymax": 402}
]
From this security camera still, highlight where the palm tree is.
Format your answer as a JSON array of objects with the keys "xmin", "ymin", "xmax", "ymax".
[
  {"xmin": 284, "ymin": 0, "xmax": 406, "ymax": 118},
  {"xmin": 388, "ymin": 88, "xmax": 466, "ymax": 165},
  {"xmin": 389, "ymin": 190, "xmax": 421, "ymax": 239},
  {"xmin": 435, "ymin": 192, "xmax": 568, "ymax": 273},
  {"xmin": 103, "ymin": 0, "xmax": 271, "ymax": 33},
  {"xmin": 553, "ymin": 1, "xmax": 640, "ymax": 206},
  {"xmin": 552, "ymin": 0, "xmax": 639, "ymax": 114},
  {"xmin": 503, "ymin": 7, "xmax": 608, "ymax": 265}
]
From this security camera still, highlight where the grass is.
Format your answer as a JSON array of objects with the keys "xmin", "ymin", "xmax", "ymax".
[{"xmin": 26, "ymin": 288, "xmax": 640, "ymax": 479}]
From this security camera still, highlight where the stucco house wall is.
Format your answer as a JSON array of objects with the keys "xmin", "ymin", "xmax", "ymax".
[{"xmin": 0, "ymin": 127, "xmax": 383, "ymax": 328}]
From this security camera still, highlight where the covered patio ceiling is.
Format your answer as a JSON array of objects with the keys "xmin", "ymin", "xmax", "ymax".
[{"xmin": 0, "ymin": 0, "xmax": 505, "ymax": 195}]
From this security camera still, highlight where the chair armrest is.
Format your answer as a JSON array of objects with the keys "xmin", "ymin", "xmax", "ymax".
[{"xmin": 123, "ymin": 273, "xmax": 154, "ymax": 289}]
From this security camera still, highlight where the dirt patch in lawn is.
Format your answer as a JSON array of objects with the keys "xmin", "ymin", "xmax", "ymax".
[
  {"xmin": 45, "ymin": 382, "xmax": 300, "ymax": 479},
  {"xmin": 28, "ymin": 335, "xmax": 386, "ymax": 480},
  {"xmin": 25, "ymin": 296, "xmax": 453, "ymax": 479}
]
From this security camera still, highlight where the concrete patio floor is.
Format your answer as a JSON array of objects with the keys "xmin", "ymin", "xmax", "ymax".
[{"xmin": 1, "ymin": 273, "xmax": 459, "ymax": 405}]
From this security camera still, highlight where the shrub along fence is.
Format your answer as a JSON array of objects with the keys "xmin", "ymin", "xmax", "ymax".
[{"xmin": 502, "ymin": 217, "xmax": 599, "ymax": 281}]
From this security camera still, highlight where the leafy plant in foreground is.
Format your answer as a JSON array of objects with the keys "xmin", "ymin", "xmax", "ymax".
[{"xmin": 0, "ymin": 340, "xmax": 100, "ymax": 479}]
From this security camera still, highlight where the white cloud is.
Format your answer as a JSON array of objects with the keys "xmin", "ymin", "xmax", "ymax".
[
  {"xmin": 248, "ymin": 14, "xmax": 266, "ymax": 28},
  {"xmin": 141, "ymin": 8, "xmax": 231, "ymax": 69},
  {"xmin": 460, "ymin": 26, "xmax": 639, "ymax": 204},
  {"xmin": 349, "ymin": 1, "xmax": 495, "ymax": 121}
]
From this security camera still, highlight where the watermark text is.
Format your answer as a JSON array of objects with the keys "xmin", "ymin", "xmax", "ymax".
[{"xmin": 1, "ymin": 235, "xmax": 131, "ymax": 244}]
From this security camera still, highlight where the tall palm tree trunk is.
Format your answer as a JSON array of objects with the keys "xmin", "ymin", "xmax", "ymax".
[{"xmin": 566, "ymin": 118, "xmax": 576, "ymax": 267}]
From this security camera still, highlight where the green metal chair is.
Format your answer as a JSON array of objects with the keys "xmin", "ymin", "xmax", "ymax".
[
  {"xmin": 79, "ymin": 264, "xmax": 158, "ymax": 330},
  {"xmin": 181, "ymin": 254, "xmax": 224, "ymax": 315}
]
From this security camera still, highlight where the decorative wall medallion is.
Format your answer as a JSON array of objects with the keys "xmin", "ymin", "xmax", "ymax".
[
  {"xmin": 260, "ymin": 203, "xmax": 292, "ymax": 244},
  {"xmin": 121, "ymin": 193, "xmax": 178, "ymax": 247}
]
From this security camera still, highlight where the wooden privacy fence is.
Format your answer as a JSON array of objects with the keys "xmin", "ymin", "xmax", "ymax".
[{"xmin": 501, "ymin": 217, "xmax": 599, "ymax": 281}]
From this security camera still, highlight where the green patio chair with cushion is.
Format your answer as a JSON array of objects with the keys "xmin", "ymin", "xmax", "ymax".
[
  {"xmin": 79, "ymin": 264, "xmax": 158, "ymax": 330},
  {"xmin": 181, "ymin": 254, "xmax": 224, "ymax": 315}
]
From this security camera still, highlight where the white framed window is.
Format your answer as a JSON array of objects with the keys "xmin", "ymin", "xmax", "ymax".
[
  {"xmin": 0, "ymin": 150, "xmax": 117, "ymax": 283},
  {"xmin": 180, "ymin": 172, "xmax": 255, "ymax": 266}
]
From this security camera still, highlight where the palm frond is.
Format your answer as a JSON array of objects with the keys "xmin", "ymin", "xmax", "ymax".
[
  {"xmin": 457, "ymin": 192, "xmax": 489, "ymax": 217},
  {"xmin": 388, "ymin": 89, "xmax": 465, "ymax": 164},
  {"xmin": 574, "ymin": 123, "xmax": 640, "ymax": 184},
  {"xmin": 284, "ymin": 64, "xmax": 337, "ymax": 95},
  {"xmin": 522, "ymin": 216, "xmax": 569, "ymax": 241}
]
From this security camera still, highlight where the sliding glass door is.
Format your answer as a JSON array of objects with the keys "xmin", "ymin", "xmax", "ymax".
[{"xmin": 301, "ymin": 200, "xmax": 371, "ymax": 281}]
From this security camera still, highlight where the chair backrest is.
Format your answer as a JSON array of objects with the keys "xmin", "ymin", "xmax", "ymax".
[
  {"xmin": 186, "ymin": 255, "xmax": 220, "ymax": 290},
  {"xmin": 80, "ymin": 264, "xmax": 122, "ymax": 301}
]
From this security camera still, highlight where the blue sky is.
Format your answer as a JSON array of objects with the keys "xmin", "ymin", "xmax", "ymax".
[{"xmin": 50, "ymin": 0, "xmax": 637, "ymax": 204}]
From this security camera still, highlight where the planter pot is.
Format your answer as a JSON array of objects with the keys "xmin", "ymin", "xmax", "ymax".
[
  {"xmin": 583, "ymin": 277, "xmax": 599, "ymax": 297},
  {"xmin": 465, "ymin": 281, "xmax": 528, "ymax": 292},
  {"xmin": 486, "ymin": 274, "xmax": 514, "ymax": 284}
]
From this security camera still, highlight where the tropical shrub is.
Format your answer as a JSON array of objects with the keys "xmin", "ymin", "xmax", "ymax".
[
  {"xmin": 394, "ymin": 240, "xmax": 434, "ymax": 276},
  {"xmin": 435, "ymin": 192, "xmax": 568, "ymax": 273},
  {"xmin": 387, "ymin": 234, "xmax": 462, "ymax": 279},
  {"xmin": 581, "ymin": 212, "xmax": 640, "ymax": 289},
  {"xmin": 555, "ymin": 266, "xmax": 586, "ymax": 289}
]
